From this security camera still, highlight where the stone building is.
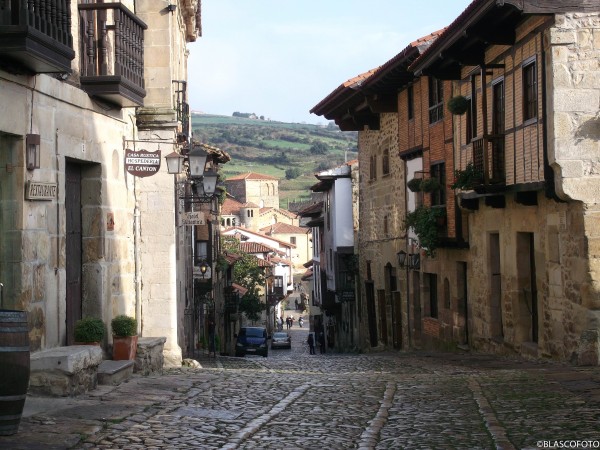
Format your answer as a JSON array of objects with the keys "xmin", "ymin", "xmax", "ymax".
[
  {"xmin": 224, "ymin": 172, "xmax": 280, "ymax": 209},
  {"xmin": 311, "ymin": 0, "xmax": 600, "ymax": 366},
  {"xmin": 0, "ymin": 0, "xmax": 203, "ymax": 366}
]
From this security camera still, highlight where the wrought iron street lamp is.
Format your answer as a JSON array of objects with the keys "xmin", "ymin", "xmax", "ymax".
[{"xmin": 164, "ymin": 145, "xmax": 219, "ymax": 204}]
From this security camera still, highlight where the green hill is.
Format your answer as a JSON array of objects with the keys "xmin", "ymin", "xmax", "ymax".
[{"xmin": 191, "ymin": 114, "xmax": 358, "ymax": 208}]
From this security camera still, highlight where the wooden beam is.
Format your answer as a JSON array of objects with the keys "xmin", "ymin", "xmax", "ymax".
[
  {"xmin": 501, "ymin": 0, "xmax": 599, "ymax": 13},
  {"xmin": 367, "ymin": 95, "xmax": 398, "ymax": 113}
]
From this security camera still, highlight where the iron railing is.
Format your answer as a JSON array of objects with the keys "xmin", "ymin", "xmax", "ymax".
[{"xmin": 174, "ymin": 80, "xmax": 190, "ymax": 143}]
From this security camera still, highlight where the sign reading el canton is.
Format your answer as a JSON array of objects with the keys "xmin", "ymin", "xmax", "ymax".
[{"xmin": 125, "ymin": 149, "xmax": 161, "ymax": 177}]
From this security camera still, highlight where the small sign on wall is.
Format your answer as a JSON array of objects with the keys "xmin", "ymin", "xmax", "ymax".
[
  {"xmin": 25, "ymin": 181, "xmax": 57, "ymax": 200},
  {"xmin": 107, "ymin": 212, "xmax": 115, "ymax": 231}
]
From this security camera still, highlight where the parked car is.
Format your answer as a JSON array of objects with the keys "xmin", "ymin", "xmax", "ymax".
[
  {"xmin": 235, "ymin": 326, "xmax": 268, "ymax": 357},
  {"xmin": 271, "ymin": 331, "xmax": 291, "ymax": 350}
]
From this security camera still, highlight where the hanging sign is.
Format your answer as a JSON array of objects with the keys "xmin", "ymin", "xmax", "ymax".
[
  {"xmin": 125, "ymin": 149, "xmax": 161, "ymax": 177},
  {"xmin": 180, "ymin": 211, "xmax": 206, "ymax": 226}
]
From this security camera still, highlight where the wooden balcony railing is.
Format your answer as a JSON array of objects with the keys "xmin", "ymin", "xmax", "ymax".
[
  {"xmin": 78, "ymin": 2, "xmax": 147, "ymax": 107},
  {"xmin": 0, "ymin": 0, "xmax": 74, "ymax": 73},
  {"xmin": 472, "ymin": 134, "xmax": 505, "ymax": 185}
]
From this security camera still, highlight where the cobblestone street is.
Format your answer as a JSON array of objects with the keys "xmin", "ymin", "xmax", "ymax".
[{"xmin": 3, "ymin": 326, "xmax": 600, "ymax": 450}]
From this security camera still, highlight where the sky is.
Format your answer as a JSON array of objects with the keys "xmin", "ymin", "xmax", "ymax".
[{"xmin": 188, "ymin": 0, "xmax": 473, "ymax": 125}]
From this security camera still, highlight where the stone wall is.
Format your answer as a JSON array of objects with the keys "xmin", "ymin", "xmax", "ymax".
[
  {"xmin": 546, "ymin": 12, "xmax": 600, "ymax": 364},
  {"xmin": 358, "ymin": 113, "xmax": 403, "ymax": 350}
]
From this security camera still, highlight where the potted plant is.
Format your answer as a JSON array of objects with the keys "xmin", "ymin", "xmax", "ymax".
[
  {"xmin": 111, "ymin": 315, "xmax": 138, "ymax": 360},
  {"xmin": 74, "ymin": 317, "xmax": 105, "ymax": 345},
  {"xmin": 420, "ymin": 177, "xmax": 441, "ymax": 193},
  {"xmin": 404, "ymin": 206, "xmax": 447, "ymax": 256},
  {"xmin": 447, "ymin": 95, "xmax": 469, "ymax": 115},
  {"xmin": 450, "ymin": 162, "xmax": 483, "ymax": 190},
  {"xmin": 407, "ymin": 177, "xmax": 423, "ymax": 192}
]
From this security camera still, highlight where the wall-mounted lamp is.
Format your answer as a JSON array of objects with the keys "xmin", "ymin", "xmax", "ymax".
[
  {"xmin": 166, "ymin": 4, "xmax": 177, "ymax": 13},
  {"xmin": 164, "ymin": 151, "xmax": 185, "ymax": 174},
  {"xmin": 199, "ymin": 260, "xmax": 209, "ymax": 276},
  {"xmin": 188, "ymin": 146, "xmax": 208, "ymax": 178},
  {"xmin": 26, "ymin": 134, "xmax": 40, "ymax": 171},
  {"xmin": 397, "ymin": 250, "xmax": 420, "ymax": 270}
]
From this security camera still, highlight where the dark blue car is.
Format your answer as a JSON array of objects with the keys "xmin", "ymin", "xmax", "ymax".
[{"xmin": 235, "ymin": 326, "xmax": 269, "ymax": 357}]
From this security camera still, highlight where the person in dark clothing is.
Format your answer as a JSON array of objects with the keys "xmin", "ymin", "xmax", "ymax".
[
  {"xmin": 318, "ymin": 332, "xmax": 326, "ymax": 354},
  {"xmin": 307, "ymin": 333, "xmax": 315, "ymax": 354}
]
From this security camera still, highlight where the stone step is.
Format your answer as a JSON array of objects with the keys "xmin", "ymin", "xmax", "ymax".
[
  {"xmin": 97, "ymin": 360, "xmax": 134, "ymax": 386},
  {"xmin": 29, "ymin": 345, "xmax": 103, "ymax": 397}
]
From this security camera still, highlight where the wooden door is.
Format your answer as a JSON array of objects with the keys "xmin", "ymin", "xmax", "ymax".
[{"xmin": 65, "ymin": 162, "xmax": 82, "ymax": 345}]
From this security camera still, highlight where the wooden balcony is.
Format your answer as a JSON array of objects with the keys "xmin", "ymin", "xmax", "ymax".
[
  {"xmin": 78, "ymin": 2, "xmax": 146, "ymax": 107},
  {"xmin": 472, "ymin": 134, "xmax": 505, "ymax": 188},
  {"xmin": 0, "ymin": 0, "xmax": 75, "ymax": 73}
]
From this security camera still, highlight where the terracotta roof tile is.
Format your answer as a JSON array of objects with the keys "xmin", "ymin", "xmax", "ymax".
[
  {"xmin": 226, "ymin": 172, "xmax": 279, "ymax": 181},
  {"xmin": 298, "ymin": 201, "xmax": 323, "ymax": 217},
  {"xmin": 301, "ymin": 269, "xmax": 313, "ymax": 281},
  {"xmin": 259, "ymin": 223, "xmax": 309, "ymax": 235},
  {"xmin": 239, "ymin": 242, "xmax": 276, "ymax": 254},
  {"xmin": 259, "ymin": 207, "xmax": 298, "ymax": 219},
  {"xmin": 222, "ymin": 226, "xmax": 296, "ymax": 248},
  {"xmin": 221, "ymin": 198, "xmax": 244, "ymax": 215}
]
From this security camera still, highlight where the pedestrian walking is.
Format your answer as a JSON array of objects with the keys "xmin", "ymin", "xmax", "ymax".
[
  {"xmin": 295, "ymin": 299, "xmax": 299, "ymax": 310},
  {"xmin": 307, "ymin": 333, "xmax": 315, "ymax": 354}
]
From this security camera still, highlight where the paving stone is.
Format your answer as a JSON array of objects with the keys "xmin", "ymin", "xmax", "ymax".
[{"xmin": 2, "ymin": 328, "xmax": 599, "ymax": 449}]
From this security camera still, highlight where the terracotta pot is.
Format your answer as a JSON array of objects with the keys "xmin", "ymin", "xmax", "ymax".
[{"xmin": 112, "ymin": 335, "xmax": 138, "ymax": 360}]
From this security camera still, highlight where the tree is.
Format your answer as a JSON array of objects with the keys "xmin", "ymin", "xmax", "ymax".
[
  {"xmin": 285, "ymin": 167, "xmax": 301, "ymax": 179},
  {"xmin": 309, "ymin": 141, "xmax": 329, "ymax": 155},
  {"xmin": 222, "ymin": 237, "xmax": 267, "ymax": 321}
]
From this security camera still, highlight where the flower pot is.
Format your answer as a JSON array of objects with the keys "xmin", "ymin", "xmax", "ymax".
[
  {"xmin": 0, "ymin": 310, "xmax": 30, "ymax": 436},
  {"xmin": 112, "ymin": 335, "xmax": 138, "ymax": 360}
]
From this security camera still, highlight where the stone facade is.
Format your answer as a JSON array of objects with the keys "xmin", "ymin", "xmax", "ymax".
[
  {"xmin": 358, "ymin": 114, "xmax": 404, "ymax": 351},
  {"xmin": 0, "ymin": 1, "xmax": 201, "ymax": 367},
  {"xmin": 312, "ymin": 3, "xmax": 600, "ymax": 366},
  {"xmin": 225, "ymin": 173, "xmax": 280, "ymax": 209}
]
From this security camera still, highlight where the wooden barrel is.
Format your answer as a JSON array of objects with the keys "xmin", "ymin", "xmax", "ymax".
[{"xmin": 0, "ymin": 310, "xmax": 30, "ymax": 436}]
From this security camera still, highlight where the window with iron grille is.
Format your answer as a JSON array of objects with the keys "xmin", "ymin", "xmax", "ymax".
[
  {"xmin": 369, "ymin": 155, "xmax": 377, "ymax": 180},
  {"xmin": 523, "ymin": 59, "xmax": 537, "ymax": 122},
  {"xmin": 428, "ymin": 273, "xmax": 438, "ymax": 318},
  {"xmin": 407, "ymin": 85, "xmax": 414, "ymax": 120},
  {"xmin": 430, "ymin": 163, "xmax": 446, "ymax": 206},
  {"xmin": 465, "ymin": 97, "xmax": 475, "ymax": 143},
  {"xmin": 428, "ymin": 77, "xmax": 444, "ymax": 124},
  {"xmin": 382, "ymin": 147, "xmax": 390, "ymax": 176}
]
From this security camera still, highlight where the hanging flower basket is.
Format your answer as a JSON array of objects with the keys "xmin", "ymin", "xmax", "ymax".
[
  {"xmin": 420, "ymin": 177, "xmax": 441, "ymax": 193},
  {"xmin": 447, "ymin": 95, "xmax": 469, "ymax": 115},
  {"xmin": 407, "ymin": 178, "xmax": 423, "ymax": 192}
]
